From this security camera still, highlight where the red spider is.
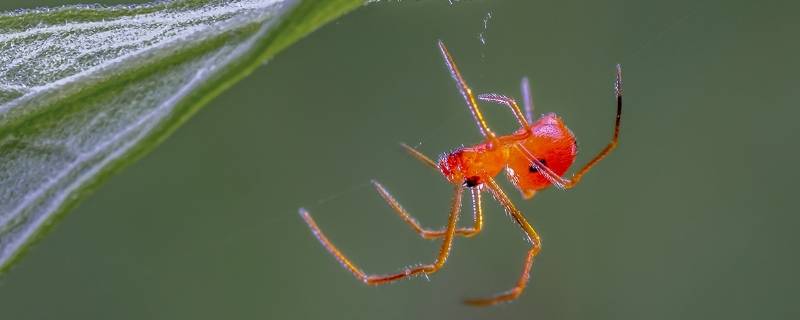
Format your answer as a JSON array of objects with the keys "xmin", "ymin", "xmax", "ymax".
[{"xmin": 300, "ymin": 40, "xmax": 623, "ymax": 306}]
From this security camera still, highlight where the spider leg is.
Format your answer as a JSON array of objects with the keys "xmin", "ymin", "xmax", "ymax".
[
  {"xmin": 400, "ymin": 143, "xmax": 438, "ymax": 169},
  {"xmin": 372, "ymin": 180, "xmax": 482, "ymax": 239},
  {"xmin": 477, "ymin": 93, "xmax": 530, "ymax": 129},
  {"xmin": 464, "ymin": 178, "xmax": 541, "ymax": 306},
  {"xmin": 521, "ymin": 76, "xmax": 535, "ymax": 123},
  {"xmin": 562, "ymin": 64, "xmax": 623, "ymax": 189},
  {"xmin": 299, "ymin": 184, "xmax": 464, "ymax": 285},
  {"xmin": 437, "ymin": 40, "xmax": 496, "ymax": 139}
]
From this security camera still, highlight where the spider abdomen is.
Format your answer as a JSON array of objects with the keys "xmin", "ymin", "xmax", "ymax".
[{"xmin": 506, "ymin": 113, "xmax": 578, "ymax": 196}]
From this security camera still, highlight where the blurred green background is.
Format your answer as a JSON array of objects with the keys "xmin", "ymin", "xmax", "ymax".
[{"xmin": 1, "ymin": 0, "xmax": 798, "ymax": 319}]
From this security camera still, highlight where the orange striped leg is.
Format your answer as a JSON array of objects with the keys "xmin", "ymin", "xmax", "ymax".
[
  {"xmin": 400, "ymin": 143, "xmax": 438, "ymax": 169},
  {"xmin": 563, "ymin": 64, "xmax": 624, "ymax": 188},
  {"xmin": 477, "ymin": 93, "xmax": 530, "ymax": 129},
  {"xmin": 373, "ymin": 180, "xmax": 482, "ymax": 239},
  {"xmin": 437, "ymin": 40, "xmax": 496, "ymax": 139},
  {"xmin": 464, "ymin": 178, "xmax": 542, "ymax": 306},
  {"xmin": 466, "ymin": 247, "xmax": 538, "ymax": 306},
  {"xmin": 299, "ymin": 184, "xmax": 464, "ymax": 285}
]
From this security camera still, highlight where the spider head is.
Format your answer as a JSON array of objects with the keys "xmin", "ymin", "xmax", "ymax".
[{"xmin": 438, "ymin": 143, "xmax": 507, "ymax": 188}]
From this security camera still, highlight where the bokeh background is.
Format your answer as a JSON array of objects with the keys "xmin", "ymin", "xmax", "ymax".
[{"xmin": 1, "ymin": 0, "xmax": 798, "ymax": 319}]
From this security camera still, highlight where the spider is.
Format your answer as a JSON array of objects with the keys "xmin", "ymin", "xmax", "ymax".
[{"xmin": 300, "ymin": 40, "xmax": 623, "ymax": 306}]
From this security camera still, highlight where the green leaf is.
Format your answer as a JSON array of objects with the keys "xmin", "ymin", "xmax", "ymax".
[{"xmin": 0, "ymin": 0, "xmax": 362, "ymax": 274}]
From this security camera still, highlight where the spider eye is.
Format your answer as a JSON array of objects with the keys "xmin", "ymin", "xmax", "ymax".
[
  {"xmin": 464, "ymin": 176, "xmax": 481, "ymax": 187},
  {"xmin": 528, "ymin": 159, "xmax": 547, "ymax": 173}
]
